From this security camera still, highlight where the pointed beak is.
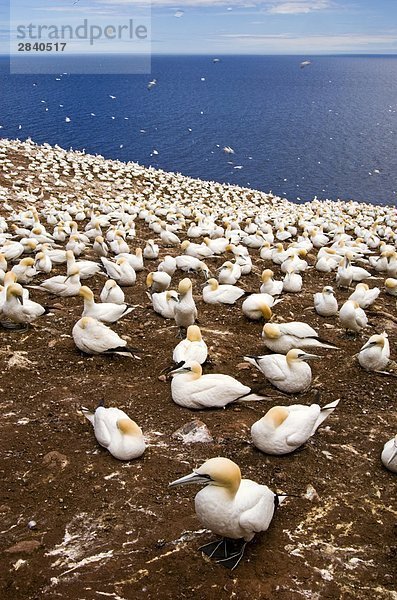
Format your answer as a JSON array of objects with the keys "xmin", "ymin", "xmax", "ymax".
[
  {"xmin": 302, "ymin": 353, "xmax": 320, "ymax": 361},
  {"xmin": 387, "ymin": 445, "xmax": 397, "ymax": 465},
  {"xmin": 169, "ymin": 364, "xmax": 190, "ymax": 376},
  {"xmin": 169, "ymin": 471, "xmax": 211, "ymax": 488},
  {"xmin": 18, "ymin": 295, "xmax": 24, "ymax": 305}
]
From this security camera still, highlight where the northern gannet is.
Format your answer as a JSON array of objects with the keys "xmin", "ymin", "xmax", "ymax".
[
  {"xmin": 203, "ymin": 279, "xmax": 245, "ymax": 305},
  {"xmin": 173, "ymin": 325, "xmax": 208, "ymax": 365},
  {"xmin": 72, "ymin": 316, "xmax": 139, "ymax": 357},
  {"xmin": 381, "ymin": 435, "xmax": 397, "ymax": 473},
  {"xmin": 241, "ymin": 293, "xmax": 278, "ymax": 321},
  {"xmin": 143, "ymin": 239, "xmax": 159, "ymax": 260},
  {"xmin": 251, "ymin": 400, "xmax": 340, "ymax": 454},
  {"xmin": 100, "ymin": 257, "xmax": 136, "ymax": 286},
  {"xmin": 244, "ymin": 349, "xmax": 319, "ymax": 393},
  {"xmin": 339, "ymin": 300, "xmax": 368, "ymax": 334},
  {"xmin": 38, "ymin": 265, "xmax": 81, "ymax": 297},
  {"xmin": 314, "ymin": 286, "xmax": 338, "ymax": 317},
  {"xmin": 158, "ymin": 255, "xmax": 177, "ymax": 276},
  {"xmin": 82, "ymin": 405, "xmax": 145, "ymax": 460},
  {"xmin": 385, "ymin": 278, "xmax": 397, "ymax": 296},
  {"xmin": 79, "ymin": 286, "xmax": 134, "ymax": 323},
  {"xmin": 358, "ymin": 332, "xmax": 390, "ymax": 371},
  {"xmin": 260, "ymin": 269, "xmax": 283, "ymax": 296},
  {"xmin": 150, "ymin": 290, "xmax": 179, "ymax": 318},
  {"xmin": 174, "ymin": 278, "xmax": 197, "ymax": 333},
  {"xmin": 169, "ymin": 457, "xmax": 284, "ymax": 569},
  {"xmin": 1, "ymin": 283, "xmax": 46, "ymax": 325},
  {"xmin": 262, "ymin": 322, "xmax": 338, "ymax": 354},
  {"xmin": 348, "ymin": 283, "xmax": 380, "ymax": 308},
  {"xmin": 175, "ymin": 255, "xmax": 210, "ymax": 278},
  {"xmin": 282, "ymin": 270, "xmax": 302, "ymax": 293},
  {"xmin": 146, "ymin": 271, "xmax": 171, "ymax": 294},
  {"xmin": 100, "ymin": 279, "xmax": 125, "ymax": 304},
  {"xmin": 170, "ymin": 361, "xmax": 264, "ymax": 409},
  {"xmin": 11, "ymin": 258, "xmax": 37, "ymax": 284},
  {"xmin": 218, "ymin": 261, "xmax": 241, "ymax": 285}
]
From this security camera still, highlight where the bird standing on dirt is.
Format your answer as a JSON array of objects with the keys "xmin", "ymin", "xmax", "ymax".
[{"xmin": 169, "ymin": 457, "xmax": 285, "ymax": 569}]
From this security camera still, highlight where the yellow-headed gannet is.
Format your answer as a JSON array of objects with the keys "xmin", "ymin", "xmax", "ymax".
[
  {"xmin": 170, "ymin": 361, "xmax": 264, "ymax": 409},
  {"xmin": 38, "ymin": 265, "xmax": 82, "ymax": 297},
  {"xmin": 158, "ymin": 255, "xmax": 177, "ymax": 276},
  {"xmin": 11, "ymin": 258, "xmax": 37, "ymax": 285},
  {"xmin": 203, "ymin": 278, "xmax": 245, "ymax": 305},
  {"xmin": 339, "ymin": 300, "xmax": 368, "ymax": 334},
  {"xmin": 174, "ymin": 278, "xmax": 197, "ymax": 333},
  {"xmin": 314, "ymin": 286, "xmax": 338, "ymax": 317},
  {"xmin": 173, "ymin": 325, "xmax": 208, "ymax": 365},
  {"xmin": 169, "ymin": 457, "xmax": 285, "ymax": 569},
  {"xmin": 358, "ymin": 332, "xmax": 390, "ymax": 371},
  {"xmin": 72, "ymin": 316, "xmax": 139, "ymax": 357},
  {"xmin": 251, "ymin": 400, "xmax": 339, "ymax": 455},
  {"xmin": 241, "ymin": 293, "xmax": 278, "ymax": 321},
  {"xmin": 79, "ymin": 286, "xmax": 134, "ymax": 323},
  {"xmin": 2, "ymin": 283, "xmax": 45, "ymax": 325},
  {"xmin": 100, "ymin": 279, "xmax": 125, "ymax": 304},
  {"xmin": 385, "ymin": 278, "xmax": 397, "ymax": 296},
  {"xmin": 146, "ymin": 271, "xmax": 172, "ymax": 294},
  {"xmin": 348, "ymin": 283, "xmax": 380, "ymax": 308},
  {"xmin": 101, "ymin": 257, "xmax": 136, "ymax": 286},
  {"xmin": 143, "ymin": 239, "xmax": 159, "ymax": 260},
  {"xmin": 244, "ymin": 349, "xmax": 319, "ymax": 393},
  {"xmin": 150, "ymin": 290, "xmax": 179, "ymax": 318},
  {"xmin": 262, "ymin": 322, "xmax": 338, "ymax": 354},
  {"xmin": 282, "ymin": 270, "xmax": 303, "ymax": 293},
  {"xmin": 82, "ymin": 404, "xmax": 145, "ymax": 460},
  {"xmin": 260, "ymin": 269, "xmax": 283, "ymax": 296},
  {"xmin": 218, "ymin": 261, "xmax": 241, "ymax": 285}
]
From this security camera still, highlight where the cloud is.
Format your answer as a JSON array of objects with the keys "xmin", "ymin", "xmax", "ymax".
[{"xmin": 266, "ymin": 0, "xmax": 331, "ymax": 14}]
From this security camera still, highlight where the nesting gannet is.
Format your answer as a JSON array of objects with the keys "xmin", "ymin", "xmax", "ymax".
[
  {"xmin": 116, "ymin": 248, "xmax": 144, "ymax": 271},
  {"xmin": 37, "ymin": 265, "xmax": 81, "ymax": 297},
  {"xmin": 11, "ymin": 258, "xmax": 37, "ymax": 285},
  {"xmin": 79, "ymin": 286, "xmax": 134, "ymax": 323},
  {"xmin": 150, "ymin": 290, "xmax": 179, "ymax": 318},
  {"xmin": 169, "ymin": 457, "xmax": 284, "ymax": 569},
  {"xmin": 203, "ymin": 279, "xmax": 245, "ymax": 305},
  {"xmin": 143, "ymin": 239, "xmax": 159, "ymax": 260},
  {"xmin": 241, "ymin": 293, "xmax": 278, "ymax": 321},
  {"xmin": 2, "ymin": 283, "xmax": 46, "ymax": 325},
  {"xmin": 357, "ymin": 332, "xmax": 390, "ymax": 371},
  {"xmin": 158, "ymin": 255, "xmax": 177, "ymax": 276},
  {"xmin": 339, "ymin": 300, "xmax": 368, "ymax": 334},
  {"xmin": 381, "ymin": 435, "xmax": 397, "ymax": 473},
  {"xmin": 146, "ymin": 271, "xmax": 171, "ymax": 294},
  {"xmin": 262, "ymin": 322, "xmax": 338, "ymax": 354},
  {"xmin": 282, "ymin": 270, "xmax": 303, "ymax": 293},
  {"xmin": 348, "ymin": 283, "xmax": 380, "ymax": 308},
  {"xmin": 66, "ymin": 250, "xmax": 101, "ymax": 280},
  {"xmin": 82, "ymin": 405, "xmax": 145, "ymax": 460},
  {"xmin": 101, "ymin": 257, "xmax": 136, "ymax": 286},
  {"xmin": 175, "ymin": 255, "xmax": 210, "ymax": 278},
  {"xmin": 251, "ymin": 400, "xmax": 340, "ymax": 455},
  {"xmin": 260, "ymin": 270, "xmax": 283, "ymax": 296},
  {"xmin": 218, "ymin": 261, "xmax": 241, "ymax": 285},
  {"xmin": 314, "ymin": 286, "xmax": 338, "ymax": 317},
  {"xmin": 100, "ymin": 279, "xmax": 125, "ymax": 304},
  {"xmin": 244, "ymin": 349, "xmax": 319, "ymax": 393},
  {"xmin": 34, "ymin": 251, "xmax": 52, "ymax": 274},
  {"xmin": 92, "ymin": 236, "xmax": 109, "ymax": 257},
  {"xmin": 174, "ymin": 278, "xmax": 197, "ymax": 333},
  {"xmin": 181, "ymin": 240, "xmax": 214, "ymax": 259},
  {"xmin": 170, "ymin": 361, "xmax": 264, "ymax": 409},
  {"xmin": 72, "ymin": 316, "xmax": 138, "ymax": 357},
  {"xmin": 385, "ymin": 278, "xmax": 397, "ymax": 296},
  {"xmin": 173, "ymin": 325, "xmax": 208, "ymax": 365}
]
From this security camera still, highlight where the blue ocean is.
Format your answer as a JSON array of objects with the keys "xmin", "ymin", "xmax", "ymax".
[{"xmin": 1, "ymin": 54, "xmax": 397, "ymax": 205}]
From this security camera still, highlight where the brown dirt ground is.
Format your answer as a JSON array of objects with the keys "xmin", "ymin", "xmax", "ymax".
[{"xmin": 0, "ymin": 141, "xmax": 396, "ymax": 600}]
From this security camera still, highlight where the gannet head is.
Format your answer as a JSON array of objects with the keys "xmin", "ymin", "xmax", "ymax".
[
  {"xmin": 186, "ymin": 325, "xmax": 202, "ymax": 342},
  {"xmin": 66, "ymin": 250, "xmax": 75, "ymax": 260},
  {"xmin": 181, "ymin": 240, "xmax": 190, "ymax": 251},
  {"xmin": 79, "ymin": 286, "xmax": 94, "ymax": 301},
  {"xmin": 117, "ymin": 418, "xmax": 143, "ymax": 437},
  {"xmin": 68, "ymin": 265, "xmax": 80, "ymax": 277},
  {"xmin": 286, "ymin": 349, "xmax": 320, "ymax": 363},
  {"xmin": 259, "ymin": 303, "xmax": 272, "ymax": 320},
  {"xmin": 178, "ymin": 278, "xmax": 192, "ymax": 295},
  {"xmin": 169, "ymin": 457, "xmax": 241, "ymax": 495},
  {"xmin": 206, "ymin": 278, "xmax": 219, "ymax": 291},
  {"xmin": 146, "ymin": 272, "xmax": 154, "ymax": 287},
  {"xmin": 298, "ymin": 249, "xmax": 307, "ymax": 258},
  {"xmin": 170, "ymin": 361, "xmax": 202, "ymax": 379},
  {"xmin": 6, "ymin": 283, "xmax": 24, "ymax": 302},
  {"xmin": 79, "ymin": 316, "xmax": 94, "ymax": 330},
  {"xmin": 4, "ymin": 271, "xmax": 17, "ymax": 285},
  {"xmin": 323, "ymin": 286, "xmax": 334, "ymax": 295},
  {"xmin": 136, "ymin": 248, "xmax": 143, "ymax": 257},
  {"xmin": 20, "ymin": 257, "xmax": 35, "ymax": 267},
  {"xmin": 261, "ymin": 269, "xmax": 274, "ymax": 283},
  {"xmin": 360, "ymin": 332, "xmax": 388, "ymax": 351},
  {"xmin": 95, "ymin": 236, "xmax": 104, "ymax": 243},
  {"xmin": 356, "ymin": 283, "xmax": 369, "ymax": 291},
  {"xmin": 261, "ymin": 406, "xmax": 289, "ymax": 429},
  {"xmin": 385, "ymin": 278, "xmax": 397, "ymax": 290},
  {"xmin": 106, "ymin": 280, "xmax": 116, "ymax": 289},
  {"xmin": 166, "ymin": 290, "xmax": 178, "ymax": 303},
  {"xmin": 262, "ymin": 323, "xmax": 280, "ymax": 339}
]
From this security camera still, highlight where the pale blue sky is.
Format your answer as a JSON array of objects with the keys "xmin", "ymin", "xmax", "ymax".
[{"xmin": 2, "ymin": 0, "xmax": 397, "ymax": 54}]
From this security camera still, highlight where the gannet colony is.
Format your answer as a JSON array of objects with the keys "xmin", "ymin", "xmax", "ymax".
[{"xmin": 0, "ymin": 137, "xmax": 396, "ymax": 599}]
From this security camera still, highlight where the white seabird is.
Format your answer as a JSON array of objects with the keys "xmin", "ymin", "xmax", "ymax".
[
  {"xmin": 314, "ymin": 286, "xmax": 338, "ymax": 317},
  {"xmin": 381, "ymin": 435, "xmax": 397, "ymax": 473},
  {"xmin": 79, "ymin": 286, "xmax": 134, "ymax": 323},
  {"xmin": 357, "ymin": 332, "xmax": 390, "ymax": 371},
  {"xmin": 82, "ymin": 404, "xmax": 145, "ymax": 460},
  {"xmin": 169, "ymin": 457, "xmax": 285, "ymax": 569},
  {"xmin": 251, "ymin": 400, "xmax": 339, "ymax": 455},
  {"xmin": 173, "ymin": 325, "xmax": 208, "ymax": 365},
  {"xmin": 72, "ymin": 316, "xmax": 139, "ymax": 357},
  {"xmin": 262, "ymin": 322, "xmax": 338, "ymax": 354}
]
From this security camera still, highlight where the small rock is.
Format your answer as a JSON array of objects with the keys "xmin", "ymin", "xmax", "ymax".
[
  {"xmin": 158, "ymin": 374, "xmax": 167, "ymax": 382},
  {"xmin": 304, "ymin": 484, "xmax": 320, "ymax": 501},
  {"xmin": 6, "ymin": 540, "xmax": 42, "ymax": 554},
  {"xmin": 42, "ymin": 451, "xmax": 69, "ymax": 470},
  {"xmin": 172, "ymin": 419, "xmax": 213, "ymax": 444},
  {"xmin": 27, "ymin": 521, "xmax": 37, "ymax": 530},
  {"xmin": 236, "ymin": 362, "xmax": 250, "ymax": 371}
]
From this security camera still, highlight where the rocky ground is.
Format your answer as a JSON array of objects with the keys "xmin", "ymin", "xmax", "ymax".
[{"xmin": 0, "ymin": 140, "xmax": 396, "ymax": 600}]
